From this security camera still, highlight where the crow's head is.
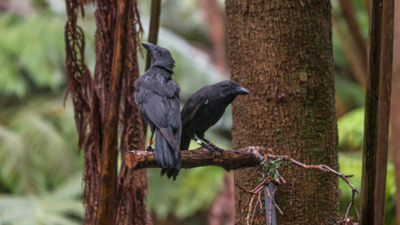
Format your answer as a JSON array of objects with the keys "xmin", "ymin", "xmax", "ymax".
[
  {"xmin": 213, "ymin": 80, "xmax": 249, "ymax": 103},
  {"xmin": 142, "ymin": 42, "xmax": 175, "ymax": 73}
]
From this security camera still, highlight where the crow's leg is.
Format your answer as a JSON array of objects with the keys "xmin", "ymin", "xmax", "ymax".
[
  {"xmin": 192, "ymin": 137, "xmax": 214, "ymax": 152},
  {"xmin": 146, "ymin": 131, "xmax": 155, "ymax": 152},
  {"xmin": 192, "ymin": 136, "xmax": 225, "ymax": 155},
  {"xmin": 198, "ymin": 136, "xmax": 225, "ymax": 155}
]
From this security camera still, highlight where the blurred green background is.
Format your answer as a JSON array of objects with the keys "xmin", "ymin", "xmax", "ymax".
[{"xmin": 0, "ymin": 0, "xmax": 396, "ymax": 224}]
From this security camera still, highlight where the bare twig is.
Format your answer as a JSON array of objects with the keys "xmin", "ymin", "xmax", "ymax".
[
  {"xmin": 289, "ymin": 153, "xmax": 296, "ymax": 222},
  {"xmin": 267, "ymin": 154, "xmax": 359, "ymax": 194},
  {"xmin": 344, "ymin": 190, "xmax": 359, "ymax": 225},
  {"xmin": 235, "ymin": 197, "xmax": 252, "ymax": 224},
  {"xmin": 246, "ymin": 195, "xmax": 256, "ymax": 225},
  {"xmin": 234, "ymin": 153, "xmax": 360, "ymax": 225},
  {"xmin": 234, "ymin": 177, "xmax": 273, "ymax": 225},
  {"xmin": 251, "ymin": 195, "xmax": 260, "ymax": 224}
]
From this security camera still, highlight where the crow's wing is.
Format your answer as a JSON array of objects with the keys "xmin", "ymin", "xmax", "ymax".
[
  {"xmin": 181, "ymin": 88, "xmax": 208, "ymax": 127},
  {"xmin": 135, "ymin": 76, "xmax": 181, "ymax": 151}
]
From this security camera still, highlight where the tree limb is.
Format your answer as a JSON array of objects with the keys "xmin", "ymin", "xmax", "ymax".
[
  {"xmin": 124, "ymin": 146, "xmax": 270, "ymax": 171},
  {"xmin": 124, "ymin": 146, "xmax": 359, "ymax": 194}
]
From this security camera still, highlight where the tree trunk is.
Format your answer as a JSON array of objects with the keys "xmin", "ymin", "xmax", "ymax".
[
  {"xmin": 390, "ymin": 0, "xmax": 400, "ymax": 224},
  {"xmin": 225, "ymin": 1, "xmax": 339, "ymax": 224}
]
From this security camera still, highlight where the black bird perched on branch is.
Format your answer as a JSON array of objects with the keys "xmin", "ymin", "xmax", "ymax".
[
  {"xmin": 134, "ymin": 42, "xmax": 182, "ymax": 180},
  {"xmin": 180, "ymin": 80, "xmax": 249, "ymax": 153}
]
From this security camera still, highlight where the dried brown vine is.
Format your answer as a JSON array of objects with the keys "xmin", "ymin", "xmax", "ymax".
[
  {"xmin": 64, "ymin": 0, "xmax": 91, "ymax": 149},
  {"xmin": 64, "ymin": 0, "xmax": 149, "ymax": 224}
]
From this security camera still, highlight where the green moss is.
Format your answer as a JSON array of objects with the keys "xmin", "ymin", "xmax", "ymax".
[
  {"xmin": 273, "ymin": 128, "xmax": 282, "ymax": 134},
  {"xmin": 300, "ymin": 66, "xmax": 308, "ymax": 81}
]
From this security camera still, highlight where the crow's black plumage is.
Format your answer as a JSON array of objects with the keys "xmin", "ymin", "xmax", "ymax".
[
  {"xmin": 180, "ymin": 80, "xmax": 249, "ymax": 152},
  {"xmin": 134, "ymin": 42, "xmax": 182, "ymax": 180}
]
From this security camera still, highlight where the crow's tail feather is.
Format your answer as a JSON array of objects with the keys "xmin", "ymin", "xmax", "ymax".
[
  {"xmin": 160, "ymin": 151, "xmax": 181, "ymax": 180},
  {"xmin": 155, "ymin": 129, "xmax": 176, "ymax": 167},
  {"xmin": 155, "ymin": 129, "xmax": 181, "ymax": 180}
]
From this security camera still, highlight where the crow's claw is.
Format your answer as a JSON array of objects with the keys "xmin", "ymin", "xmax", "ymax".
[
  {"xmin": 215, "ymin": 147, "xmax": 225, "ymax": 155},
  {"xmin": 203, "ymin": 144, "xmax": 215, "ymax": 152},
  {"xmin": 210, "ymin": 144, "xmax": 225, "ymax": 155},
  {"xmin": 204, "ymin": 144, "xmax": 225, "ymax": 155},
  {"xmin": 146, "ymin": 146, "xmax": 154, "ymax": 152}
]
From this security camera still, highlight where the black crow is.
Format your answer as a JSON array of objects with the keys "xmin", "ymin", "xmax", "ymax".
[
  {"xmin": 134, "ymin": 42, "xmax": 182, "ymax": 180},
  {"xmin": 180, "ymin": 80, "xmax": 249, "ymax": 153}
]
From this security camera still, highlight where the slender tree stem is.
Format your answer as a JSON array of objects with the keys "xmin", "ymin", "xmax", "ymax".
[
  {"xmin": 360, "ymin": 0, "xmax": 394, "ymax": 224},
  {"xmin": 95, "ymin": 0, "xmax": 129, "ymax": 223}
]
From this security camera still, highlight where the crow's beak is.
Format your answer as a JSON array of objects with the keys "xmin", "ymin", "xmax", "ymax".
[
  {"xmin": 236, "ymin": 86, "xmax": 250, "ymax": 95},
  {"xmin": 141, "ymin": 42, "xmax": 157, "ymax": 53}
]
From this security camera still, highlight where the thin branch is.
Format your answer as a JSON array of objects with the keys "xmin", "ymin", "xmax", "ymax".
[
  {"xmin": 289, "ymin": 153, "xmax": 296, "ymax": 222},
  {"xmin": 267, "ymin": 154, "xmax": 359, "ymax": 194},
  {"xmin": 251, "ymin": 195, "xmax": 260, "ymax": 224},
  {"xmin": 234, "ymin": 177, "xmax": 273, "ymax": 225},
  {"xmin": 229, "ymin": 151, "xmax": 360, "ymax": 225}
]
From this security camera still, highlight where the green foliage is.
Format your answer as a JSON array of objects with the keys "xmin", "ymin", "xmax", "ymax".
[
  {"xmin": 0, "ymin": 3, "xmax": 87, "ymax": 224},
  {"xmin": 0, "ymin": 13, "xmax": 66, "ymax": 97},
  {"xmin": 0, "ymin": 12, "xmax": 95, "ymax": 99},
  {"xmin": 338, "ymin": 107, "xmax": 365, "ymax": 151},
  {"xmin": 147, "ymin": 167, "xmax": 225, "ymax": 220},
  {"xmin": 260, "ymin": 159, "xmax": 283, "ymax": 180},
  {"xmin": 0, "ymin": 172, "xmax": 84, "ymax": 225},
  {"xmin": 335, "ymin": 75, "xmax": 365, "ymax": 108},
  {"xmin": 0, "ymin": 99, "xmax": 82, "ymax": 194},
  {"xmin": 339, "ymin": 152, "xmax": 396, "ymax": 224}
]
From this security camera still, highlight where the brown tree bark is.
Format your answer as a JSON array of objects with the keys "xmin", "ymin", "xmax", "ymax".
[
  {"xmin": 95, "ymin": 0, "xmax": 129, "ymax": 223},
  {"xmin": 360, "ymin": 0, "xmax": 394, "ymax": 224},
  {"xmin": 391, "ymin": 1, "xmax": 400, "ymax": 224},
  {"xmin": 115, "ymin": 0, "xmax": 151, "ymax": 224},
  {"xmin": 225, "ymin": 1, "xmax": 339, "ymax": 224}
]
